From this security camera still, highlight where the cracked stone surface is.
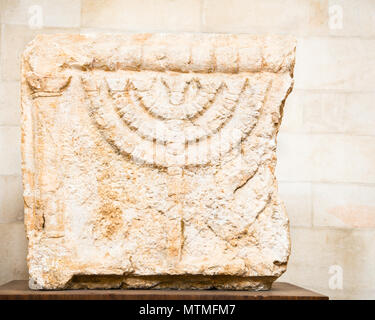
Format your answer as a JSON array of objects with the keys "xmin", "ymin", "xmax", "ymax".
[{"xmin": 21, "ymin": 34, "xmax": 296, "ymax": 290}]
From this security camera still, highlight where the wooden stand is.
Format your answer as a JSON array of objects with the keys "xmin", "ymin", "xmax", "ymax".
[{"xmin": 0, "ymin": 281, "xmax": 328, "ymax": 300}]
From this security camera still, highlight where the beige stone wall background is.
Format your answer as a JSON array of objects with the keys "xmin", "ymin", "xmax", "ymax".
[{"xmin": 0, "ymin": 0, "xmax": 374, "ymax": 299}]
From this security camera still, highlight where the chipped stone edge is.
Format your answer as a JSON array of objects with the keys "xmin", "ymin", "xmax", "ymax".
[{"xmin": 22, "ymin": 33, "xmax": 296, "ymax": 77}]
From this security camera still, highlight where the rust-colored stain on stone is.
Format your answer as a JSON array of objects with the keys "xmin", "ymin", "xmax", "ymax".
[{"xmin": 94, "ymin": 203, "xmax": 123, "ymax": 239}]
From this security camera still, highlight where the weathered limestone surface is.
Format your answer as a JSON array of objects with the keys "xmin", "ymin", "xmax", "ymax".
[{"xmin": 21, "ymin": 34, "xmax": 296, "ymax": 290}]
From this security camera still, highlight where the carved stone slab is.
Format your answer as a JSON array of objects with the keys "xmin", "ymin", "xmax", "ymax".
[{"xmin": 21, "ymin": 34, "xmax": 296, "ymax": 290}]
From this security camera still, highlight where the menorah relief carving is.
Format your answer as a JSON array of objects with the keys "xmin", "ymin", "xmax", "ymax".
[
  {"xmin": 81, "ymin": 72, "xmax": 272, "ymax": 168},
  {"xmin": 21, "ymin": 34, "xmax": 295, "ymax": 290}
]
